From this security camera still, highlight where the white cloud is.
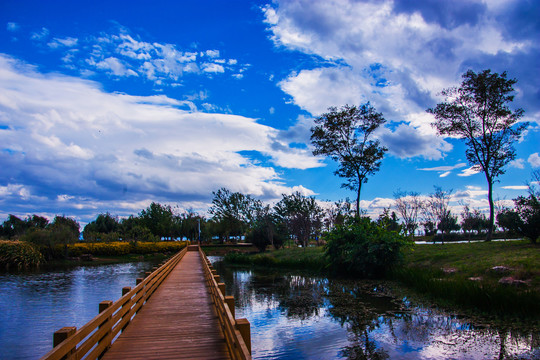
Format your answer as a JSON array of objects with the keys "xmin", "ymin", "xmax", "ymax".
[
  {"xmin": 418, "ymin": 162, "xmax": 466, "ymax": 176},
  {"xmin": 418, "ymin": 163, "xmax": 467, "ymax": 172},
  {"xmin": 0, "ymin": 55, "xmax": 319, "ymax": 217},
  {"xmin": 528, "ymin": 153, "xmax": 540, "ymax": 168},
  {"xmin": 35, "ymin": 28, "xmax": 242, "ymax": 84},
  {"xmin": 458, "ymin": 166, "xmax": 482, "ymax": 177},
  {"xmin": 440, "ymin": 171, "xmax": 451, "ymax": 178},
  {"xmin": 205, "ymin": 50, "xmax": 220, "ymax": 58},
  {"xmin": 379, "ymin": 123, "xmax": 452, "ymax": 160},
  {"xmin": 93, "ymin": 57, "xmax": 138, "ymax": 77},
  {"xmin": 265, "ymin": 0, "xmax": 538, "ymax": 161},
  {"xmin": 509, "ymin": 158, "xmax": 525, "ymax": 169},
  {"xmin": 202, "ymin": 63, "xmax": 225, "ymax": 73},
  {"xmin": 7, "ymin": 22, "xmax": 19, "ymax": 32},
  {"xmin": 31, "ymin": 27, "xmax": 49, "ymax": 40},
  {"xmin": 48, "ymin": 37, "xmax": 78, "ymax": 48},
  {"xmin": 501, "ymin": 185, "xmax": 528, "ymax": 190}
]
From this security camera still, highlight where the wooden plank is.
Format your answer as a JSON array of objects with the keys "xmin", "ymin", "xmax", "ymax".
[{"xmin": 102, "ymin": 251, "xmax": 230, "ymax": 360}]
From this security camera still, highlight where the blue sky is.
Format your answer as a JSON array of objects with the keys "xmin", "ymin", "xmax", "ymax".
[{"xmin": 0, "ymin": 0, "xmax": 538, "ymax": 224}]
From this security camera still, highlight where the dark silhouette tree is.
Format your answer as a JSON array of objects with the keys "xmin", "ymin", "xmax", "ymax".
[
  {"xmin": 139, "ymin": 202, "xmax": 175, "ymax": 239},
  {"xmin": 208, "ymin": 188, "xmax": 261, "ymax": 242},
  {"xmin": 428, "ymin": 69, "xmax": 528, "ymax": 241},
  {"xmin": 311, "ymin": 103, "xmax": 387, "ymax": 217},
  {"xmin": 274, "ymin": 192, "xmax": 323, "ymax": 248},
  {"xmin": 394, "ymin": 191, "xmax": 423, "ymax": 240}
]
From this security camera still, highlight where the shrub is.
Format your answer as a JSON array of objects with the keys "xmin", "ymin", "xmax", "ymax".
[
  {"xmin": 324, "ymin": 218, "xmax": 408, "ymax": 278},
  {"xmin": 0, "ymin": 240, "xmax": 44, "ymax": 268},
  {"xmin": 63, "ymin": 241, "xmax": 188, "ymax": 257}
]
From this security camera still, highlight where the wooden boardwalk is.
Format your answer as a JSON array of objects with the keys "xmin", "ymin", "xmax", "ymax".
[{"xmin": 102, "ymin": 250, "xmax": 230, "ymax": 360}]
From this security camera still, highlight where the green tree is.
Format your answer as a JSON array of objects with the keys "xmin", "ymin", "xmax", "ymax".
[
  {"xmin": 49, "ymin": 216, "xmax": 80, "ymax": 257},
  {"xmin": 1, "ymin": 215, "xmax": 28, "ymax": 239},
  {"xmin": 83, "ymin": 213, "xmax": 121, "ymax": 241},
  {"xmin": 139, "ymin": 202, "xmax": 175, "ymax": 239},
  {"xmin": 437, "ymin": 210, "xmax": 460, "ymax": 236},
  {"xmin": 208, "ymin": 188, "xmax": 261, "ymax": 242},
  {"xmin": 311, "ymin": 103, "xmax": 387, "ymax": 217},
  {"xmin": 428, "ymin": 69, "xmax": 528, "ymax": 241},
  {"xmin": 26, "ymin": 215, "xmax": 49, "ymax": 229},
  {"xmin": 274, "ymin": 192, "xmax": 323, "ymax": 248},
  {"xmin": 324, "ymin": 218, "xmax": 407, "ymax": 278}
]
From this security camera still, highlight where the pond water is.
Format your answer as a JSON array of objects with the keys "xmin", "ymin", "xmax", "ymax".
[
  {"xmin": 209, "ymin": 257, "xmax": 539, "ymax": 360},
  {"xmin": 1, "ymin": 259, "xmax": 538, "ymax": 360},
  {"xmin": 0, "ymin": 262, "xmax": 156, "ymax": 360}
]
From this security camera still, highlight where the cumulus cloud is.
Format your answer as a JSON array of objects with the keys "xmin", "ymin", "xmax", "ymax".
[
  {"xmin": 529, "ymin": 153, "xmax": 540, "ymax": 168},
  {"xmin": 509, "ymin": 158, "xmax": 525, "ymax": 169},
  {"xmin": 379, "ymin": 123, "xmax": 452, "ymax": 160},
  {"xmin": 265, "ymin": 0, "xmax": 540, "ymax": 158},
  {"xmin": 0, "ymin": 55, "xmax": 319, "ymax": 220}
]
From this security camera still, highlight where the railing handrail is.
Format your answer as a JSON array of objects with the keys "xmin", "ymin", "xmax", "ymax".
[
  {"xmin": 199, "ymin": 247, "xmax": 251, "ymax": 360},
  {"xmin": 40, "ymin": 245, "xmax": 189, "ymax": 360}
]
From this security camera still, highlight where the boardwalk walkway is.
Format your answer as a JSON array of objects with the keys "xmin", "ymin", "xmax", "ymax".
[{"xmin": 102, "ymin": 250, "xmax": 230, "ymax": 360}]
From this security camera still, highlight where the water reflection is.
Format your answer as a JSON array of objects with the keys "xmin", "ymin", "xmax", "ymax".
[
  {"xmin": 0, "ymin": 262, "xmax": 156, "ymax": 360},
  {"xmin": 209, "ymin": 257, "xmax": 539, "ymax": 360}
]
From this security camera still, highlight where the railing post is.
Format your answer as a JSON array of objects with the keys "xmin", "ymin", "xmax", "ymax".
[
  {"xmin": 53, "ymin": 326, "xmax": 76, "ymax": 359},
  {"xmin": 136, "ymin": 278, "xmax": 143, "ymax": 285},
  {"xmin": 98, "ymin": 300, "xmax": 113, "ymax": 356},
  {"xmin": 236, "ymin": 318, "xmax": 251, "ymax": 354},
  {"xmin": 121, "ymin": 287, "xmax": 132, "ymax": 332},
  {"xmin": 214, "ymin": 274, "xmax": 221, "ymax": 283},
  {"xmin": 225, "ymin": 296, "xmax": 235, "ymax": 318},
  {"xmin": 218, "ymin": 283, "xmax": 226, "ymax": 297}
]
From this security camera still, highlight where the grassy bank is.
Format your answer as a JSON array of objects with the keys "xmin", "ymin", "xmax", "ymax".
[
  {"xmin": 63, "ymin": 240, "xmax": 189, "ymax": 257},
  {"xmin": 223, "ymin": 241, "xmax": 540, "ymax": 317},
  {"xmin": 223, "ymin": 247, "xmax": 327, "ymax": 272},
  {"xmin": 0, "ymin": 240, "xmax": 188, "ymax": 269}
]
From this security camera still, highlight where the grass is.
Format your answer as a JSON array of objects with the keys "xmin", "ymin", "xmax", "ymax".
[
  {"xmin": 222, "ymin": 241, "xmax": 540, "ymax": 318},
  {"xmin": 402, "ymin": 240, "xmax": 539, "ymax": 291},
  {"xmin": 224, "ymin": 247, "xmax": 327, "ymax": 272},
  {"xmin": 0, "ymin": 240, "xmax": 44, "ymax": 268}
]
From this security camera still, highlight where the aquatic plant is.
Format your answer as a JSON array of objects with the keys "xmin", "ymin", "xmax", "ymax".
[{"xmin": 0, "ymin": 240, "xmax": 43, "ymax": 268}]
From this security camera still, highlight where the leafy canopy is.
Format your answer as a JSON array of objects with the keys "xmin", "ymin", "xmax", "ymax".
[{"xmin": 311, "ymin": 103, "xmax": 387, "ymax": 216}]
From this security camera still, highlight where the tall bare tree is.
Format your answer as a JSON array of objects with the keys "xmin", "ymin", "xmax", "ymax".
[
  {"xmin": 394, "ymin": 190, "xmax": 423, "ymax": 240},
  {"xmin": 311, "ymin": 103, "xmax": 387, "ymax": 217},
  {"xmin": 428, "ymin": 69, "xmax": 527, "ymax": 241}
]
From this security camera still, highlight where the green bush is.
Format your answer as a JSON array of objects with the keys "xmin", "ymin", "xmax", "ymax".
[
  {"xmin": 324, "ymin": 218, "xmax": 408, "ymax": 278},
  {"xmin": 0, "ymin": 240, "xmax": 44, "ymax": 268},
  {"xmin": 62, "ymin": 241, "xmax": 188, "ymax": 257}
]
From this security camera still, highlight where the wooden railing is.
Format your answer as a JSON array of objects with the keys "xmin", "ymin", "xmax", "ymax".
[
  {"xmin": 199, "ymin": 247, "xmax": 252, "ymax": 360},
  {"xmin": 40, "ymin": 246, "xmax": 189, "ymax": 360}
]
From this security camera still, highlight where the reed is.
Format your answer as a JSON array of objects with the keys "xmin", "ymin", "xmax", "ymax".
[
  {"xmin": 0, "ymin": 240, "xmax": 44, "ymax": 268},
  {"xmin": 392, "ymin": 267, "xmax": 539, "ymax": 318}
]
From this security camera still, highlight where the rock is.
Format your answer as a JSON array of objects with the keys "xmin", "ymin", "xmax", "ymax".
[
  {"xmin": 468, "ymin": 277, "xmax": 483, "ymax": 282},
  {"xmin": 498, "ymin": 277, "xmax": 529, "ymax": 287},
  {"xmin": 490, "ymin": 266, "xmax": 513, "ymax": 274},
  {"xmin": 80, "ymin": 254, "xmax": 94, "ymax": 261},
  {"xmin": 442, "ymin": 267, "xmax": 458, "ymax": 274}
]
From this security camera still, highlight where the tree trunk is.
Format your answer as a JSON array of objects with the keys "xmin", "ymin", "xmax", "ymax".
[
  {"xmin": 356, "ymin": 183, "xmax": 362, "ymax": 219},
  {"xmin": 486, "ymin": 177, "xmax": 494, "ymax": 242}
]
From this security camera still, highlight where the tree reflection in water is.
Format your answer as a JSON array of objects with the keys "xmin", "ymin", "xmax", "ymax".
[{"xmin": 209, "ymin": 258, "xmax": 539, "ymax": 359}]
